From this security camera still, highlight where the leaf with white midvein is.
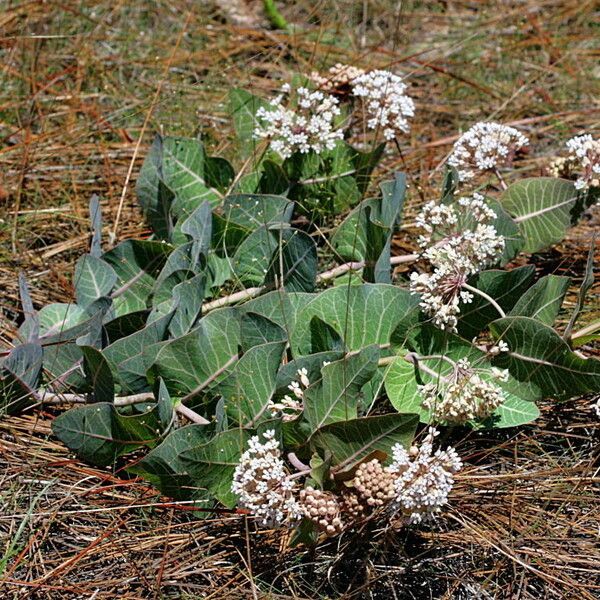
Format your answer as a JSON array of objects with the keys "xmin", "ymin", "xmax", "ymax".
[
  {"xmin": 457, "ymin": 266, "xmax": 536, "ymax": 339},
  {"xmin": 303, "ymin": 345, "xmax": 380, "ymax": 430},
  {"xmin": 150, "ymin": 308, "xmax": 241, "ymax": 397},
  {"xmin": 218, "ymin": 341, "xmax": 286, "ymax": 426},
  {"xmin": 489, "ymin": 316, "xmax": 600, "ymax": 399},
  {"xmin": 290, "ymin": 284, "xmax": 420, "ymax": 356},
  {"xmin": 162, "ymin": 137, "xmax": 222, "ymax": 217},
  {"xmin": 103, "ymin": 240, "xmax": 171, "ymax": 317},
  {"xmin": 509, "ymin": 274, "xmax": 570, "ymax": 325},
  {"xmin": 182, "ymin": 428, "xmax": 252, "ymax": 507},
  {"xmin": 74, "ymin": 255, "xmax": 117, "ymax": 309},
  {"xmin": 499, "ymin": 178, "xmax": 578, "ymax": 252},
  {"xmin": 310, "ymin": 413, "xmax": 419, "ymax": 471}
]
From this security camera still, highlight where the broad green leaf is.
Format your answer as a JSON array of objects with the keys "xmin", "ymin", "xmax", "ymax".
[
  {"xmin": 129, "ymin": 424, "xmax": 211, "ymax": 500},
  {"xmin": 228, "ymin": 88, "xmax": 269, "ymax": 159},
  {"xmin": 17, "ymin": 273, "xmax": 39, "ymax": 343},
  {"xmin": 275, "ymin": 351, "xmax": 344, "ymax": 395},
  {"xmin": 178, "ymin": 201, "xmax": 212, "ymax": 258},
  {"xmin": 103, "ymin": 310, "xmax": 150, "ymax": 344},
  {"xmin": 258, "ymin": 160, "xmax": 289, "ymax": 195},
  {"xmin": 222, "ymin": 194, "xmax": 293, "ymax": 231},
  {"xmin": 0, "ymin": 343, "xmax": 43, "ymax": 415},
  {"xmin": 240, "ymin": 312, "xmax": 287, "ymax": 351},
  {"xmin": 387, "ymin": 324, "xmax": 541, "ymax": 427},
  {"xmin": 151, "ymin": 309, "xmax": 241, "ymax": 397},
  {"xmin": 136, "ymin": 135, "xmax": 174, "ymax": 240},
  {"xmin": 488, "ymin": 199, "xmax": 524, "ymax": 264},
  {"xmin": 163, "ymin": 137, "xmax": 222, "ymax": 217},
  {"xmin": 204, "ymin": 156, "xmax": 235, "ymax": 191},
  {"xmin": 304, "ymin": 345, "xmax": 380, "ymax": 430},
  {"xmin": 89, "ymin": 194, "xmax": 103, "ymax": 258},
  {"xmin": 231, "ymin": 226, "xmax": 278, "ymax": 286},
  {"xmin": 310, "ymin": 413, "xmax": 419, "ymax": 471},
  {"xmin": 457, "ymin": 266, "xmax": 535, "ymax": 339},
  {"xmin": 490, "ymin": 316, "xmax": 600, "ymax": 400},
  {"xmin": 38, "ymin": 303, "xmax": 87, "ymax": 337},
  {"xmin": 241, "ymin": 290, "xmax": 314, "ymax": 339},
  {"xmin": 265, "ymin": 228, "xmax": 317, "ymax": 292},
  {"xmin": 500, "ymin": 178, "xmax": 578, "ymax": 252},
  {"xmin": 81, "ymin": 346, "xmax": 114, "ymax": 403},
  {"xmin": 331, "ymin": 173, "xmax": 406, "ymax": 283},
  {"xmin": 104, "ymin": 312, "xmax": 174, "ymax": 394},
  {"xmin": 74, "ymin": 255, "xmax": 117, "ymax": 309},
  {"xmin": 509, "ymin": 274, "xmax": 570, "ymax": 325},
  {"xmin": 564, "ymin": 237, "xmax": 595, "ymax": 342},
  {"xmin": 103, "ymin": 240, "xmax": 171, "ymax": 317},
  {"xmin": 290, "ymin": 284, "xmax": 420, "ymax": 356},
  {"xmin": 219, "ymin": 341, "xmax": 286, "ymax": 426},
  {"xmin": 52, "ymin": 402, "xmax": 165, "ymax": 467},
  {"xmin": 168, "ymin": 274, "xmax": 206, "ymax": 338},
  {"xmin": 182, "ymin": 428, "xmax": 252, "ymax": 507}
]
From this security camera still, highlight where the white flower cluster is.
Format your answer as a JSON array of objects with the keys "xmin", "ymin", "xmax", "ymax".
[
  {"xmin": 448, "ymin": 122, "xmax": 529, "ymax": 181},
  {"xmin": 351, "ymin": 69, "xmax": 415, "ymax": 140},
  {"xmin": 231, "ymin": 430, "xmax": 302, "ymax": 527},
  {"xmin": 389, "ymin": 428, "xmax": 462, "ymax": 524},
  {"xmin": 268, "ymin": 368, "xmax": 309, "ymax": 422},
  {"xmin": 410, "ymin": 194, "xmax": 505, "ymax": 331},
  {"xmin": 310, "ymin": 63, "xmax": 365, "ymax": 94},
  {"xmin": 254, "ymin": 85, "xmax": 343, "ymax": 159},
  {"xmin": 565, "ymin": 134, "xmax": 600, "ymax": 190},
  {"xmin": 420, "ymin": 358, "xmax": 508, "ymax": 423}
]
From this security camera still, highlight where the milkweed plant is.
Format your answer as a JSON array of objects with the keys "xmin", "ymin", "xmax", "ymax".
[{"xmin": 1, "ymin": 63, "xmax": 599, "ymax": 543}]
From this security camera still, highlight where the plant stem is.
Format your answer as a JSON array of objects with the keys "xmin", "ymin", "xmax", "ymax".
[
  {"xmin": 461, "ymin": 282, "xmax": 506, "ymax": 318},
  {"xmin": 494, "ymin": 168, "xmax": 508, "ymax": 190},
  {"xmin": 570, "ymin": 318, "xmax": 600, "ymax": 341},
  {"xmin": 263, "ymin": 0, "xmax": 288, "ymax": 30},
  {"xmin": 175, "ymin": 403, "xmax": 210, "ymax": 425},
  {"xmin": 288, "ymin": 452, "xmax": 310, "ymax": 472},
  {"xmin": 201, "ymin": 253, "xmax": 420, "ymax": 314},
  {"xmin": 36, "ymin": 391, "xmax": 155, "ymax": 407}
]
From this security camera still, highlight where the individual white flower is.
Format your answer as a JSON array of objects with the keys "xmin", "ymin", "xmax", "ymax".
[
  {"xmin": 489, "ymin": 340, "xmax": 509, "ymax": 355},
  {"xmin": 253, "ymin": 85, "xmax": 343, "ymax": 159},
  {"xmin": 267, "ymin": 394, "xmax": 303, "ymax": 422},
  {"xmin": 593, "ymin": 397, "xmax": 600, "ymax": 419},
  {"xmin": 297, "ymin": 367, "xmax": 310, "ymax": 388},
  {"xmin": 420, "ymin": 358, "xmax": 506, "ymax": 423},
  {"xmin": 565, "ymin": 134, "xmax": 600, "ymax": 190},
  {"xmin": 288, "ymin": 380, "xmax": 304, "ymax": 399},
  {"xmin": 410, "ymin": 194, "xmax": 505, "ymax": 331},
  {"xmin": 389, "ymin": 428, "xmax": 462, "ymax": 524},
  {"xmin": 351, "ymin": 69, "xmax": 415, "ymax": 140},
  {"xmin": 448, "ymin": 122, "xmax": 529, "ymax": 181},
  {"xmin": 231, "ymin": 430, "xmax": 302, "ymax": 527}
]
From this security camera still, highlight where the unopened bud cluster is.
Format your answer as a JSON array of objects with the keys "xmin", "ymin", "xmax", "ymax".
[
  {"xmin": 353, "ymin": 458, "xmax": 396, "ymax": 507},
  {"xmin": 232, "ymin": 430, "xmax": 462, "ymax": 535},
  {"xmin": 310, "ymin": 63, "xmax": 366, "ymax": 95},
  {"xmin": 299, "ymin": 487, "xmax": 344, "ymax": 536},
  {"xmin": 410, "ymin": 194, "xmax": 505, "ymax": 331},
  {"xmin": 448, "ymin": 121, "xmax": 529, "ymax": 181},
  {"xmin": 420, "ymin": 358, "xmax": 508, "ymax": 423}
]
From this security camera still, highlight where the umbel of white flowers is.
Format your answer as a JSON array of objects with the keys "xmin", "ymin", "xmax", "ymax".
[
  {"xmin": 389, "ymin": 428, "xmax": 462, "ymax": 524},
  {"xmin": 409, "ymin": 194, "xmax": 505, "ymax": 331},
  {"xmin": 351, "ymin": 69, "xmax": 415, "ymax": 141},
  {"xmin": 231, "ymin": 429, "xmax": 463, "ymax": 533},
  {"xmin": 448, "ymin": 122, "xmax": 529, "ymax": 181},
  {"xmin": 254, "ymin": 85, "xmax": 343, "ymax": 159},
  {"xmin": 231, "ymin": 430, "xmax": 302, "ymax": 527},
  {"xmin": 565, "ymin": 134, "xmax": 600, "ymax": 190},
  {"xmin": 420, "ymin": 357, "xmax": 509, "ymax": 423}
]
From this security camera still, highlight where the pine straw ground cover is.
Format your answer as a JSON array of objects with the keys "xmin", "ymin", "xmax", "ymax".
[{"xmin": 0, "ymin": 1, "xmax": 599, "ymax": 598}]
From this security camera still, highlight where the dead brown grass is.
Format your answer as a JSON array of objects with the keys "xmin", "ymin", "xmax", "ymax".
[{"xmin": 1, "ymin": 1, "xmax": 599, "ymax": 598}]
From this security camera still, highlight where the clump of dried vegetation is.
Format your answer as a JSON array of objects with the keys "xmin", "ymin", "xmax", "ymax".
[{"xmin": 1, "ymin": 1, "xmax": 599, "ymax": 598}]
